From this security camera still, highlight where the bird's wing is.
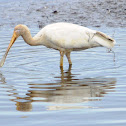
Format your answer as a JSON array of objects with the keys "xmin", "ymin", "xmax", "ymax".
[
  {"xmin": 40, "ymin": 23, "xmax": 115, "ymax": 50},
  {"xmin": 90, "ymin": 31, "xmax": 116, "ymax": 49},
  {"xmin": 43, "ymin": 23, "xmax": 96, "ymax": 49}
]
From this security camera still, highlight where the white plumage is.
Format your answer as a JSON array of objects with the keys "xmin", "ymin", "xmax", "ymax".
[
  {"xmin": 0, "ymin": 22, "xmax": 116, "ymax": 67},
  {"xmin": 34, "ymin": 23, "xmax": 115, "ymax": 50}
]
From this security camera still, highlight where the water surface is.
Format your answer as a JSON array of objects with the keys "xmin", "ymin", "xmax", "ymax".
[{"xmin": 0, "ymin": 27, "xmax": 126, "ymax": 126}]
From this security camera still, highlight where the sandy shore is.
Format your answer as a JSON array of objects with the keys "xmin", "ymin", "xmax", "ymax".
[{"xmin": 0, "ymin": 0, "xmax": 126, "ymax": 29}]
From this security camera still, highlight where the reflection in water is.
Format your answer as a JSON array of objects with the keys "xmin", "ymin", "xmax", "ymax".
[
  {"xmin": 16, "ymin": 101, "xmax": 32, "ymax": 112},
  {"xmin": 0, "ymin": 66, "xmax": 116, "ymax": 111},
  {"xmin": 0, "ymin": 73, "xmax": 6, "ymax": 84}
]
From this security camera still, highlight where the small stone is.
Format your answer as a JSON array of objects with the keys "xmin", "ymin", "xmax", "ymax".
[{"xmin": 52, "ymin": 10, "xmax": 58, "ymax": 14}]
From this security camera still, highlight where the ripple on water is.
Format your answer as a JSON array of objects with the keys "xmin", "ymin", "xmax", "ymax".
[{"xmin": 0, "ymin": 27, "xmax": 126, "ymax": 126}]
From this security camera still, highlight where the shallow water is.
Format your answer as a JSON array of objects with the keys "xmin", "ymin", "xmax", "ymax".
[{"xmin": 0, "ymin": 27, "xmax": 126, "ymax": 126}]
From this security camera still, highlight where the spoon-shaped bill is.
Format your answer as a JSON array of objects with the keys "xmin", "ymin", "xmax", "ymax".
[{"xmin": 0, "ymin": 31, "xmax": 18, "ymax": 67}]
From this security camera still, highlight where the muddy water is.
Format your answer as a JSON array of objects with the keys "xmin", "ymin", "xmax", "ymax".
[
  {"xmin": 0, "ymin": 0, "xmax": 126, "ymax": 29},
  {"xmin": 0, "ymin": 27, "xmax": 126, "ymax": 126}
]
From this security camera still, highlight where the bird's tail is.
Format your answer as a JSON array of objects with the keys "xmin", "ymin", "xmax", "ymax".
[{"xmin": 93, "ymin": 31, "xmax": 116, "ymax": 49}]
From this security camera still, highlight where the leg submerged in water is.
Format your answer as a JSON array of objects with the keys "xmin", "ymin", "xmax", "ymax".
[
  {"xmin": 60, "ymin": 51, "xmax": 65, "ymax": 67},
  {"xmin": 66, "ymin": 52, "xmax": 72, "ymax": 65}
]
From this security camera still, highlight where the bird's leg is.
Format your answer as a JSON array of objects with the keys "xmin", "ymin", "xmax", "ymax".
[
  {"xmin": 66, "ymin": 52, "xmax": 72, "ymax": 66},
  {"xmin": 60, "ymin": 51, "xmax": 65, "ymax": 67}
]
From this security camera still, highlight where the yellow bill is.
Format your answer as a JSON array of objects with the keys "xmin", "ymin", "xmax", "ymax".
[{"xmin": 0, "ymin": 31, "xmax": 19, "ymax": 67}]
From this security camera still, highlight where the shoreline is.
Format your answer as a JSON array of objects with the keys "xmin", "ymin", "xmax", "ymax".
[{"xmin": 0, "ymin": 0, "xmax": 126, "ymax": 29}]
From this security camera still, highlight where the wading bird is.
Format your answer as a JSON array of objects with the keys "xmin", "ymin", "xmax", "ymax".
[{"xmin": 0, "ymin": 22, "xmax": 115, "ymax": 67}]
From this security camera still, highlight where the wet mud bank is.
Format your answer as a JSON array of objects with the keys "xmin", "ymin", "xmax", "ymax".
[{"xmin": 0, "ymin": 0, "xmax": 126, "ymax": 29}]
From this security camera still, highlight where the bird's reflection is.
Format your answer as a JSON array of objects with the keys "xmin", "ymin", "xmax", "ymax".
[
  {"xmin": 0, "ymin": 66, "xmax": 116, "ymax": 111},
  {"xmin": 0, "ymin": 72, "xmax": 6, "ymax": 83}
]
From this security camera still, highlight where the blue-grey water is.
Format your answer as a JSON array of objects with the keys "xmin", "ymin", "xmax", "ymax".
[{"xmin": 0, "ymin": 27, "xmax": 126, "ymax": 126}]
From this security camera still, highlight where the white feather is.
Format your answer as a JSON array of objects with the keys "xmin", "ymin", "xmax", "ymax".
[
  {"xmin": 0, "ymin": 22, "xmax": 116, "ymax": 67},
  {"xmin": 34, "ymin": 23, "xmax": 115, "ymax": 51}
]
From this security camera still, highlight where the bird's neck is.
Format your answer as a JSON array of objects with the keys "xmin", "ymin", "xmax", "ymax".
[{"xmin": 22, "ymin": 30, "xmax": 42, "ymax": 46}]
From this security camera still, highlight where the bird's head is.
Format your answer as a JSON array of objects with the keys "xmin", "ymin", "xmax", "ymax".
[
  {"xmin": 14, "ymin": 24, "xmax": 29, "ymax": 36},
  {"xmin": 0, "ymin": 24, "xmax": 28, "ymax": 67}
]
